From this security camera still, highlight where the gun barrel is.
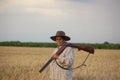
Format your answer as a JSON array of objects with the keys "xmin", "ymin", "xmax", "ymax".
[{"xmin": 39, "ymin": 58, "xmax": 54, "ymax": 73}]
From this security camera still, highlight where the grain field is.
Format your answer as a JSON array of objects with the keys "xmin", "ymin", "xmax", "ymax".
[{"xmin": 0, "ymin": 46, "xmax": 120, "ymax": 80}]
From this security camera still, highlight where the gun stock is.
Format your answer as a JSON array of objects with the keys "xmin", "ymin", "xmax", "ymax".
[{"xmin": 69, "ymin": 43, "xmax": 94, "ymax": 54}]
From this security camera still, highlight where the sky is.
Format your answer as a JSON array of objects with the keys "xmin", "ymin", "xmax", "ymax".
[{"xmin": 0, "ymin": 0, "xmax": 120, "ymax": 43}]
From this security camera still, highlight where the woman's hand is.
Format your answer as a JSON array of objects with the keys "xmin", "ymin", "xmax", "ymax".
[{"xmin": 52, "ymin": 54, "xmax": 59, "ymax": 59}]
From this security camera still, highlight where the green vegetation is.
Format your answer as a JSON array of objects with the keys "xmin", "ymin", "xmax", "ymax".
[
  {"xmin": 0, "ymin": 41, "xmax": 120, "ymax": 49},
  {"xmin": 0, "ymin": 41, "xmax": 56, "ymax": 47}
]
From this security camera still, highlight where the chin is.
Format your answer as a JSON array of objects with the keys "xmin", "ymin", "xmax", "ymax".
[{"xmin": 57, "ymin": 44, "xmax": 62, "ymax": 46}]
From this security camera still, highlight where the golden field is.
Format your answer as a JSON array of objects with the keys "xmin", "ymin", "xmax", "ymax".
[{"xmin": 0, "ymin": 46, "xmax": 120, "ymax": 80}]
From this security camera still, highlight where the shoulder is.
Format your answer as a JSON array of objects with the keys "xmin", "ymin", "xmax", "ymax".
[
  {"xmin": 66, "ymin": 46, "xmax": 73, "ymax": 49},
  {"xmin": 65, "ymin": 46, "xmax": 74, "ymax": 52},
  {"xmin": 63, "ymin": 47, "xmax": 74, "ymax": 55}
]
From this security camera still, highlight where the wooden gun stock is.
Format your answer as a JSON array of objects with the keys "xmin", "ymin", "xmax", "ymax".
[{"xmin": 69, "ymin": 43, "xmax": 94, "ymax": 54}]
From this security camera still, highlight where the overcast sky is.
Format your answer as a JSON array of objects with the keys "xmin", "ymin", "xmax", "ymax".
[{"xmin": 0, "ymin": 0, "xmax": 120, "ymax": 43}]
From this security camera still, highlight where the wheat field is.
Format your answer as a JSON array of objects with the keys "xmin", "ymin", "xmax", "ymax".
[{"xmin": 0, "ymin": 46, "xmax": 120, "ymax": 80}]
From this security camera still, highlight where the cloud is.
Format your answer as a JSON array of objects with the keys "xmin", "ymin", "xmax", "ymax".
[
  {"xmin": 0, "ymin": 0, "xmax": 94, "ymax": 16},
  {"xmin": 56, "ymin": 0, "xmax": 93, "ymax": 3},
  {"xmin": 0, "ymin": 0, "xmax": 58, "ymax": 15},
  {"xmin": 26, "ymin": 7, "xmax": 67, "ymax": 16}
]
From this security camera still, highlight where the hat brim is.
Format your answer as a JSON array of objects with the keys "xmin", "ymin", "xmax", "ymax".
[{"xmin": 50, "ymin": 36, "xmax": 70, "ymax": 41}]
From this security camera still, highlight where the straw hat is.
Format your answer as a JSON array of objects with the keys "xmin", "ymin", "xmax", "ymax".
[{"xmin": 50, "ymin": 31, "xmax": 70, "ymax": 41}]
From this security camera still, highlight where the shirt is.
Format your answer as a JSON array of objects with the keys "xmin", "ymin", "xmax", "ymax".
[{"xmin": 50, "ymin": 46, "xmax": 74, "ymax": 80}]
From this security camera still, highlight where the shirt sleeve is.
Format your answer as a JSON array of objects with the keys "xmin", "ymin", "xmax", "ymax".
[{"xmin": 56, "ymin": 47, "xmax": 74, "ymax": 68}]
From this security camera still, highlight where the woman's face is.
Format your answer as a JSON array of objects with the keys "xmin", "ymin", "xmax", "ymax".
[{"xmin": 55, "ymin": 37, "xmax": 65, "ymax": 46}]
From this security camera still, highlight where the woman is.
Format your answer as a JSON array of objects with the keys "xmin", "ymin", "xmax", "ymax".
[{"xmin": 50, "ymin": 31, "xmax": 74, "ymax": 80}]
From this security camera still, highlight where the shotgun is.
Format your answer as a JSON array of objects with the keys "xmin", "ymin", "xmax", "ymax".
[{"xmin": 39, "ymin": 43, "xmax": 94, "ymax": 73}]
